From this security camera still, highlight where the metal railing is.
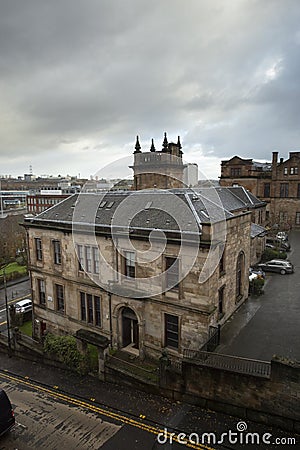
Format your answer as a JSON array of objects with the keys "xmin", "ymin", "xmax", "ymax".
[
  {"xmin": 200, "ymin": 325, "xmax": 220, "ymax": 352},
  {"xmin": 168, "ymin": 356, "xmax": 182, "ymax": 373},
  {"xmin": 182, "ymin": 350, "xmax": 271, "ymax": 378}
]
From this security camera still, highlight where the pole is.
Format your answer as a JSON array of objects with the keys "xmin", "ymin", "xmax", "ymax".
[
  {"xmin": 108, "ymin": 292, "xmax": 112, "ymax": 347},
  {"xmin": 3, "ymin": 268, "xmax": 11, "ymax": 355},
  {"xmin": 0, "ymin": 180, "xmax": 3, "ymax": 218}
]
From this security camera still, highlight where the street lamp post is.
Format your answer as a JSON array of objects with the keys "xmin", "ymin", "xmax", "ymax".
[{"xmin": 3, "ymin": 267, "xmax": 11, "ymax": 355}]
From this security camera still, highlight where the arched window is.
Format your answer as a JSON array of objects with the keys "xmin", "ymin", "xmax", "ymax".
[{"xmin": 236, "ymin": 251, "xmax": 245, "ymax": 299}]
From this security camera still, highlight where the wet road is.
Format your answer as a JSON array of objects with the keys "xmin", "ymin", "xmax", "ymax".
[
  {"xmin": 0, "ymin": 375, "xmax": 121, "ymax": 449},
  {"xmin": 0, "ymin": 364, "xmax": 297, "ymax": 450},
  {"xmin": 0, "ymin": 371, "xmax": 187, "ymax": 450},
  {"xmin": 217, "ymin": 230, "xmax": 300, "ymax": 361}
]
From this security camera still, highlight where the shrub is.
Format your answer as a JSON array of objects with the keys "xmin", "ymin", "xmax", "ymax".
[
  {"xmin": 261, "ymin": 248, "xmax": 287, "ymax": 262},
  {"xmin": 44, "ymin": 333, "xmax": 90, "ymax": 375},
  {"xmin": 249, "ymin": 277, "xmax": 265, "ymax": 296}
]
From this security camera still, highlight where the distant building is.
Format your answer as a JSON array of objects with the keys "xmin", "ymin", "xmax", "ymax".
[
  {"xmin": 27, "ymin": 192, "xmax": 70, "ymax": 214},
  {"xmin": 220, "ymin": 151, "xmax": 300, "ymax": 229},
  {"xmin": 183, "ymin": 163, "xmax": 198, "ymax": 187}
]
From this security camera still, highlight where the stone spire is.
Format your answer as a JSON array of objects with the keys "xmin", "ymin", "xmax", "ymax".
[
  {"xmin": 177, "ymin": 136, "xmax": 183, "ymax": 154},
  {"xmin": 162, "ymin": 132, "xmax": 168, "ymax": 152},
  {"xmin": 150, "ymin": 138, "xmax": 156, "ymax": 152},
  {"xmin": 134, "ymin": 135, "xmax": 141, "ymax": 153}
]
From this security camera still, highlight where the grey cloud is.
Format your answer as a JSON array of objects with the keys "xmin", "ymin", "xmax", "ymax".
[{"xmin": 0, "ymin": 0, "xmax": 300, "ymax": 176}]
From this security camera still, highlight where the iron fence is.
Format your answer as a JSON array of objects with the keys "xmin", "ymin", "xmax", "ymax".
[
  {"xmin": 183, "ymin": 350, "xmax": 271, "ymax": 378},
  {"xmin": 200, "ymin": 325, "xmax": 220, "ymax": 352}
]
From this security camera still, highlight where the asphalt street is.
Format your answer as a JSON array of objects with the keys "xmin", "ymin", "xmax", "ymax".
[
  {"xmin": 217, "ymin": 230, "xmax": 300, "ymax": 361},
  {"xmin": 0, "ymin": 353, "xmax": 297, "ymax": 449}
]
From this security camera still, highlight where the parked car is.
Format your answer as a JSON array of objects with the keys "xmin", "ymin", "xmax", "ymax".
[
  {"xmin": 266, "ymin": 237, "xmax": 291, "ymax": 251},
  {"xmin": 258, "ymin": 259, "xmax": 294, "ymax": 275},
  {"xmin": 249, "ymin": 267, "xmax": 265, "ymax": 279},
  {"xmin": 0, "ymin": 389, "xmax": 15, "ymax": 436},
  {"xmin": 276, "ymin": 231, "xmax": 289, "ymax": 242},
  {"xmin": 14, "ymin": 299, "xmax": 32, "ymax": 314}
]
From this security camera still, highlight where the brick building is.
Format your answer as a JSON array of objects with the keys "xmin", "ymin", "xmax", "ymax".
[
  {"xmin": 23, "ymin": 133, "xmax": 266, "ymax": 373},
  {"xmin": 220, "ymin": 151, "xmax": 300, "ymax": 229}
]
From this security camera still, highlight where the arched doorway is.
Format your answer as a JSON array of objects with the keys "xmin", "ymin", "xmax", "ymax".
[{"xmin": 121, "ymin": 307, "xmax": 139, "ymax": 350}]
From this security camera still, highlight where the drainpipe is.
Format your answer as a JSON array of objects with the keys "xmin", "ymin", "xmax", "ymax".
[{"xmin": 108, "ymin": 291, "xmax": 113, "ymax": 347}]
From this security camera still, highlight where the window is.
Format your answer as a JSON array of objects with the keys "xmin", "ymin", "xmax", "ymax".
[
  {"xmin": 55, "ymin": 284, "xmax": 64, "ymax": 312},
  {"xmin": 218, "ymin": 286, "xmax": 225, "ymax": 315},
  {"xmin": 37, "ymin": 279, "xmax": 46, "ymax": 305},
  {"xmin": 280, "ymin": 183, "xmax": 289, "ymax": 198},
  {"xmin": 124, "ymin": 251, "xmax": 135, "ymax": 278},
  {"xmin": 230, "ymin": 167, "xmax": 241, "ymax": 177},
  {"xmin": 290, "ymin": 167, "xmax": 298, "ymax": 175},
  {"xmin": 35, "ymin": 238, "xmax": 43, "ymax": 261},
  {"xmin": 219, "ymin": 247, "xmax": 225, "ymax": 276},
  {"xmin": 284, "ymin": 167, "xmax": 288, "ymax": 175},
  {"xmin": 263, "ymin": 183, "xmax": 270, "ymax": 198},
  {"xmin": 77, "ymin": 245, "xmax": 84, "ymax": 271},
  {"xmin": 297, "ymin": 184, "xmax": 300, "ymax": 199},
  {"xmin": 165, "ymin": 314, "xmax": 179, "ymax": 349},
  {"xmin": 279, "ymin": 211, "xmax": 288, "ymax": 223},
  {"xmin": 80, "ymin": 292, "xmax": 86, "ymax": 321},
  {"xmin": 80, "ymin": 292, "xmax": 101, "ymax": 327},
  {"xmin": 53, "ymin": 240, "xmax": 62, "ymax": 265},
  {"xmin": 77, "ymin": 245, "xmax": 99, "ymax": 274},
  {"xmin": 94, "ymin": 296, "xmax": 101, "ymax": 326},
  {"xmin": 85, "ymin": 247, "xmax": 92, "ymax": 273},
  {"xmin": 93, "ymin": 247, "xmax": 100, "ymax": 274},
  {"xmin": 165, "ymin": 257, "xmax": 179, "ymax": 290},
  {"xmin": 296, "ymin": 212, "xmax": 300, "ymax": 225},
  {"xmin": 87, "ymin": 294, "xmax": 93, "ymax": 323}
]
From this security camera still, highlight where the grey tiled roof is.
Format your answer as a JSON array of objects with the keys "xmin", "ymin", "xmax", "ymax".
[{"xmin": 24, "ymin": 186, "xmax": 265, "ymax": 232}]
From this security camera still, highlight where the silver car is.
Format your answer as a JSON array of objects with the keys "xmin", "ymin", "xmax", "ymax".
[{"xmin": 258, "ymin": 259, "xmax": 294, "ymax": 275}]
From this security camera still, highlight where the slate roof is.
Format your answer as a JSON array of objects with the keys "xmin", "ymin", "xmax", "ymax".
[
  {"xmin": 24, "ymin": 186, "xmax": 265, "ymax": 234},
  {"xmin": 224, "ymin": 186, "xmax": 264, "ymax": 208},
  {"xmin": 251, "ymin": 223, "xmax": 267, "ymax": 238},
  {"xmin": 252, "ymin": 161, "xmax": 272, "ymax": 171}
]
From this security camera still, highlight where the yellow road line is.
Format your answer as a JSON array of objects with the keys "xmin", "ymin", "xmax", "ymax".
[{"xmin": 0, "ymin": 370, "xmax": 215, "ymax": 450}]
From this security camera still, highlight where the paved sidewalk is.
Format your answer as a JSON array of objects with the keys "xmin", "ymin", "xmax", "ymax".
[{"xmin": 217, "ymin": 230, "xmax": 300, "ymax": 361}]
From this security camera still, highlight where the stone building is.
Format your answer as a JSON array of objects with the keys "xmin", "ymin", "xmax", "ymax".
[
  {"xmin": 23, "ymin": 133, "xmax": 266, "ymax": 370},
  {"xmin": 130, "ymin": 133, "xmax": 186, "ymax": 190},
  {"xmin": 220, "ymin": 151, "xmax": 300, "ymax": 229}
]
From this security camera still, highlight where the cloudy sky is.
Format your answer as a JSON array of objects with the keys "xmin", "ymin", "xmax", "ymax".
[{"xmin": 1, "ymin": 0, "xmax": 300, "ymax": 179}]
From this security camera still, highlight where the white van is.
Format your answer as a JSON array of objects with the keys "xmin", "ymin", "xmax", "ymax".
[{"xmin": 15, "ymin": 299, "xmax": 32, "ymax": 314}]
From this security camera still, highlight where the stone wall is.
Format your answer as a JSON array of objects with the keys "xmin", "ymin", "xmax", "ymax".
[{"xmin": 161, "ymin": 356, "xmax": 300, "ymax": 432}]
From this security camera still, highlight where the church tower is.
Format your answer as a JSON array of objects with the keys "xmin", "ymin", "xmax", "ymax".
[{"xmin": 130, "ymin": 132, "xmax": 186, "ymax": 190}]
